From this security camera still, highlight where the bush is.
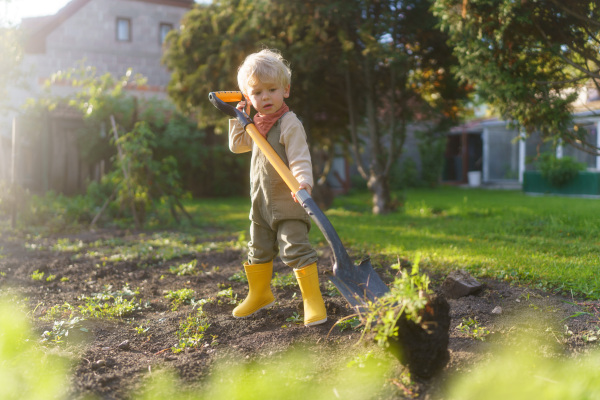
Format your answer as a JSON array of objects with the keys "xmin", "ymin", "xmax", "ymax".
[
  {"xmin": 390, "ymin": 158, "xmax": 419, "ymax": 189},
  {"xmin": 538, "ymin": 153, "xmax": 585, "ymax": 187}
]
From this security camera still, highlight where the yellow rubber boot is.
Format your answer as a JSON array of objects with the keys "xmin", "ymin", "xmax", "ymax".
[
  {"xmin": 294, "ymin": 263, "xmax": 327, "ymax": 326},
  {"xmin": 232, "ymin": 261, "xmax": 275, "ymax": 318}
]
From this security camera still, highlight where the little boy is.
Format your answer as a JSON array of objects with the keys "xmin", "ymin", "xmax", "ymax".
[{"xmin": 228, "ymin": 48, "xmax": 327, "ymax": 326}]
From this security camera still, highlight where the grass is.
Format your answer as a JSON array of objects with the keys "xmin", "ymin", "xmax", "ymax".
[
  {"xmin": 184, "ymin": 187, "xmax": 600, "ymax": 299},
  {"xmin": 324, "ymin": 187, "xmax": 600, "ymax": 299}
]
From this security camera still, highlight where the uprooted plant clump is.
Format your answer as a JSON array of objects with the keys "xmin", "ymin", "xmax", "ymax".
[{"xmin": 1, "ymin": 228, "xmax": 600, "ymax": 399}]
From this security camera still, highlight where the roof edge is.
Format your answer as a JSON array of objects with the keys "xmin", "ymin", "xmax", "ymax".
[{"xmin": 23, "ymin": 0, "xmax": 92, "ymax": 54}]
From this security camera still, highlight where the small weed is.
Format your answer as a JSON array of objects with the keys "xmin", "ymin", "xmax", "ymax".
[
  {"xmin": 41, "ymin": 316, "xmax": 88, "ymax": 345},
  {"xmin": 31, "ymin": 270, "xmax": 45, "ymax": 281},
  {"xmin": 217, "ymin": 287, "xmax": 239, "ymax": 305},
  {"xmin": 457, "ymin": 317, "xmax": 490, "ymax": 341},
  {"xmin": 134, "ymin": 325, "xmax": 150, "ymax": 336},
  {"xmin": 52, "ymin": 238, "xmax": 85, "ymax": 252},
  {"xmin": 172, "ymin": 306, "xmax": 211, "ymax": 353},
  {"xmin": 46, "ymin": 274, "xmax": 57, "ymax": 282},
  {"xmin": 272, "ymin": 272, "xmax": 296, "ymax": 289},
  {"xmin": 170, "ymin": 259, "xmax": 198, "ymax": 276},
  {"xmin": 79, "ymin": 295, "xmax": 141, "ymax": 319},
  {"xmin": 336, "ymin": 316, "xmax": 362, "ymax": 332},
  {"xmin": 43, "ymin": 302, "xmax": 76, "ymax": 321},
  {"xmin": 60, "ymin": 277, "xmax": 69, "ymax": 282},
  {"xmin": 285, "ymin": 312, "xmax": 303, "ymax": 324},
  {"xmin": 78, "ymin": 285, "xmax": 142, "ymax": 319},
  {"xmin": 165, "ymin": 288, "xmax": 196, "ymax": 310},
  {"xmin": 228, "ymin": 270, "xmax": 248, "ymax": 283}
]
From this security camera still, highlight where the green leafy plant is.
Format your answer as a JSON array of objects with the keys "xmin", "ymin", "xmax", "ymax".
[
  {"xmin": 43, "ymin": 302, "xmax": 76, "ymax": 321},
  {"xmin": 538, "ymin": 153, "xmax": 585, "ymax": 187},
  {"xmin": 336, "ymin": 316, "xmax": 362, "ymax": 332},
  {"xmin": 172, "ymin": 306, "xmax": 211, "ymax": 353},
  {"xmin": 51, "ymin": 238, "xmax": 86, "ymax": 252},
  {"xmin": 285, "ymin": 312, "xmax": 303, "ymax": 324},
  {"xmin": 31, "ymin": 270, "xmax": 45, "ymax": 281},
  {"xmin": 170, "ymin": 259, "xmax": 198, "ymax": 276},
  {"xmin": 216, "ymin": 287, "xmax": 239, "ymax": 305},
  {"xmin": 134, "ymin": 325, "xmax": 150, "ymax": 336},
  {"xmin": 361, "ymin": 255, "xmax": 431, "ymax": 349},
  {"xmin": 272, "ymin": 272, "xmax": 297, "ymax": 289},
  {"xmin": 165, "ymin": 288, "xmax": 196, "ymax": 310},
  {"xmin": 79, "ymin": 295, "xmax": 141, "ymax": 319},
  {"xmin": 228, "ymin": 270, "xmax": 248, "ymax": 283},
  {"xmin": 41, "ymin": 316, "xmax": 88, "ymax": 345},
  {"xmin": 78, "ymin": 285, "xmax": 141, "ymax": 318},
  {"xmin": 457, "ymin": 317, "xmax": 490, "ymax": 341}
]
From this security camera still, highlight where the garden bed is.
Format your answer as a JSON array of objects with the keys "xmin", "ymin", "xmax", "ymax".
[{"xmin": 1, "ymin": 229, "xmax": 600, "ymax": 399}]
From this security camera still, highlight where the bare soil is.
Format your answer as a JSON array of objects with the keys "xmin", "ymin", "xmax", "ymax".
[{"xmin": 1, "ymin": 229, "xmax": 599, "ymax": 399}]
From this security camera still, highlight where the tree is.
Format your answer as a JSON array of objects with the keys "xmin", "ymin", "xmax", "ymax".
[
  {"xmin": 432, "ymin": 0, "xmax": 600, "ymax": 153},
  {"xmin": 164, "ymin": 0, "xmax": 467, "ymax": 214},
  {"xmin": 334, "ymin": 0, "xmax": 468, "ymax": 212}
]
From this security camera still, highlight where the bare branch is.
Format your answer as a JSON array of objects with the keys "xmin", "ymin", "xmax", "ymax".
[
  {"xmin": 534, "ymin": 22, "xmax": 600, "ymax": 80},
  {"xmin": 547, "ymin": 0, "xmax": 600, "ymax": 29}
]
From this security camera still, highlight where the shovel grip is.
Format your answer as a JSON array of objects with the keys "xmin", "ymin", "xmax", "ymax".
[
  {"xmin": 208, "ymin": 91, "xmax": 250, "ymax": 123},
  {"xmin": 212, "ymin": 91, "xmax": 243, "ymax": 103}
]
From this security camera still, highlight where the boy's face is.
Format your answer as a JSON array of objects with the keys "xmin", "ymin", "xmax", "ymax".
[{"xmin": 245, "ymin": 81, "xmax": 290, "ymax": 115}]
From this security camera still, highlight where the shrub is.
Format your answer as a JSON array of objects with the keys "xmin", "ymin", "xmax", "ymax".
[{"xmin": 538, "ymin": 153, "xmax": 585, "ymax": 187}]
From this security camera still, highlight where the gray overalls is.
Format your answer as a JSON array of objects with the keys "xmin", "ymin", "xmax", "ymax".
[{"xmin": 247, "ymin": 115, "xmax": 318, "ymax": 269}]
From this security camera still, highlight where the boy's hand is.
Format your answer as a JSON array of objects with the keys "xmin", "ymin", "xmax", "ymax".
[
  {"xmin": 236, "ymin": 99, "xmax": 251, "ymax": 115},
  {"xmin": 292, "ymin": 182, "xmax": 312, "ymax": 203}
]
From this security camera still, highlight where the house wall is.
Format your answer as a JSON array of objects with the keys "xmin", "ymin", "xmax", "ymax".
[
  {"xmin": 484, "ymin": 124, "xmax": 520, "ymax": 181},
  {"xmin": 26, "ymin": 0, "xmax": 189, "ymax": 90},
  {"xmin": 0, "ymin": 0, "xmax": 191, "ymax": 193}
]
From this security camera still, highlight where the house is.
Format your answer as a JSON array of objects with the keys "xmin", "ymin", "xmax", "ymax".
[
  {"xmin": 443, "ymin": 90, "xmax": 600, "ymax": 187},
  {"xmin": 0, "ymin": 0, "xmax": 194, "ymax": 194}
]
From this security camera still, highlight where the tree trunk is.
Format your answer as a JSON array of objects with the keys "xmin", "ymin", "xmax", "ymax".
[
  {"xmin": 367, "ymin": 172, "xmax": 392, "ymax": 215},
  {"xmin": 364, "ymin": 59, "xmax": 393, "ymax": 215}
]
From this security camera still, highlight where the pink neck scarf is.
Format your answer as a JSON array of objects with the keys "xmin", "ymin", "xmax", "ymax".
[{"xmin": 253, "ymin": 103, "xmax": 289, "ymax": 137}]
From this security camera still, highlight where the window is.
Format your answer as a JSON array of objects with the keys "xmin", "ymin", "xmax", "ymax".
[
  {"xmin": 116, "ymin": 18, "xmax": 131, "ymax": 42},
  {"xmin": 159, "ymin": 23, "xmax": 173, "ymax": 44}
]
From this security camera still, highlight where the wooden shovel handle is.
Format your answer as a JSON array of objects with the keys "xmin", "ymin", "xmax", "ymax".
[{"xmin": 244, "ymin": 123, "xmax": 301, "ymax": 192}]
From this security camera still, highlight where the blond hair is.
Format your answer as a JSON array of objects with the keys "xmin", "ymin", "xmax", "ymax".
[{"xmin": 237, "ymin": 49, "xmax": 291, "ymax": 95}]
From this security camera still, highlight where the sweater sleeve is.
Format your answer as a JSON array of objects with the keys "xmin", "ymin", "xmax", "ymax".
[
  {"xmin": 229, "ymin": 119, "xmax": 253, "ymax": 153},
  {"xmin": 279, "ymin": 113, "xmax": 314, "ymax": 189}
]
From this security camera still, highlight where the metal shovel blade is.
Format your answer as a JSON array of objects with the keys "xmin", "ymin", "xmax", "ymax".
[{"xmin": 296, "ymin": 190, "xmax": 390, "ymax": 310}]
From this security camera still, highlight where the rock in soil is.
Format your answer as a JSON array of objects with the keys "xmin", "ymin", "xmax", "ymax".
[{"xmin": 440, "ymin": 269, "xmax": 483, "ymax": 299}]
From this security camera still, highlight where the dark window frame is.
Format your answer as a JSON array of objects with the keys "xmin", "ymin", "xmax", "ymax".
[{"xmin": 116, "ymin": 17, "xmax": 132, "ymax": 42}]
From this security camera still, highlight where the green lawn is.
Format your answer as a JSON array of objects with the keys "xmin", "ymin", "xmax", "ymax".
[{"xmin": 192, "ymin": 187, "xmax": 600, "ymax": 299}]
